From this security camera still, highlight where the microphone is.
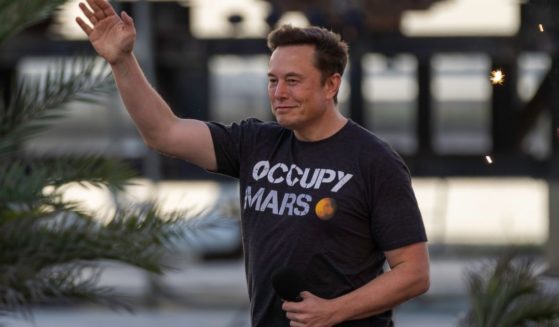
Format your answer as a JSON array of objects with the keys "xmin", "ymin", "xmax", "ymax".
[{"xmin": 272, "ymin": 268, "xmax": 307, "ymax": 302}]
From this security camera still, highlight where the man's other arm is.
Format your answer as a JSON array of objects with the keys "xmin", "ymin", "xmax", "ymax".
[{"xmin": 283, "ymin": 242, "xmax": 430, "ymax": 327}]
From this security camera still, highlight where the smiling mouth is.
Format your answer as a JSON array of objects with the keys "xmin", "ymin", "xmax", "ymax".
[{"xmin": 275, "ymin": 105, "xmax": 296, "ymax": 111}]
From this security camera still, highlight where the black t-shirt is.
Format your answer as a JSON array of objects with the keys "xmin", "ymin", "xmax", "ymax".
[{"xmin": 207, "ymin": 118, "xmax": 427, "ymax": 326}]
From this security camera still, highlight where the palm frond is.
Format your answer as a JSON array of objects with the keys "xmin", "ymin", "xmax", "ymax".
[
  {"xmin": 0, "ymin": 156, "xmax": 136, "ymax": 213},
  {"xmin": 0, "ymin": 263, "xmax": 123, "ymax": 320},
  {"xmin": 460, "ymin": 254, "xmax": 559, "ymax": 327},
  {"xmin": 0, "ymin": 205, "xmax": 202, "ymax": 316},
  {"xmin": 0, "ymin": 0, "xmax": 68, "ymax": 43},
  {"xmin": 0, "ymin": 56, "xmax": 114, "ymax": 155},
  {"xmin": 486, "ymin": 256, "xmax": 539, "ymax": 326},
  {"xmin": 499, "ymin": 295, "xmax": 559, "ymax": 327}
]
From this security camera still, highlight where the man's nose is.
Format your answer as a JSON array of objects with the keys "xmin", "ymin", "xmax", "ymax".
[{"xmin": 274, "ymin": 81, "xmax": 288, "ymax": 98}]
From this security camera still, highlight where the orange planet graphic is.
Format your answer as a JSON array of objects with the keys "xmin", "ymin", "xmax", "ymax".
[{"xmin": 315, "ymin": 198, "xmax": 337, "ymax": 220}]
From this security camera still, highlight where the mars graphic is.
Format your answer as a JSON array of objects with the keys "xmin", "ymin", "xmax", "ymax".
[{"xmin": 315, "ymin": 197, "xmax": 337, "ymax": 220}]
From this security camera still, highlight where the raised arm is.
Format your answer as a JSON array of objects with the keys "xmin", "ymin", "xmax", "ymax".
[{"xmin": 76, "ymin": 0, "xmax": 216, "ymax": 170}]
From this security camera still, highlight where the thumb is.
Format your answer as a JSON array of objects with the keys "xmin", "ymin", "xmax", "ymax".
[
  {"xmin": 121, "ymin": 11, "xmax": 133, "ymax": 25},
  {"xmin": 300, "ymin": 291, "xmax": 314, "ymax": 299}
]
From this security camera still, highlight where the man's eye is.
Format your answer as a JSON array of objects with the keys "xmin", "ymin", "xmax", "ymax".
[{"xmin": 287, "ymin": 79, "xmax": 298, "ymax": 84}]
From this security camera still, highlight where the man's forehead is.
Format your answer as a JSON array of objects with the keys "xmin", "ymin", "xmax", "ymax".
[
  {"xmin": 270, "ymin": 44, "xmax": 315, "ymax": 58},
  {"xmin": 269, "ymin": 46, "xmax": 316, "ymax": 70}
]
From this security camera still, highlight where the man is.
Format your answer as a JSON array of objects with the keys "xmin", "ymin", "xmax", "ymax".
[{"xmin": 76, "ymin": 1, "xmax": 430, "ymax": 326}]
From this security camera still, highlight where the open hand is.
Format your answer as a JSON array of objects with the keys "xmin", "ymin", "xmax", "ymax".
[{"xmin": 75, "ymin": 0, "xmax": 136, "ymax": 65}]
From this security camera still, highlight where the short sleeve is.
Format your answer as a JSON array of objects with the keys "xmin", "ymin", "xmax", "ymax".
[
  {"xmin": 206, "ymin": 120, "xmax": 246, "ymax": 178},
  {"xmin": 369, "ymin": 151, "xmax": 427, "ymax": 251}
]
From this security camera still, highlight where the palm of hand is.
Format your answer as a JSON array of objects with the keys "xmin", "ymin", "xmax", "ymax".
[{"xmin": 90, "ymin": 16, "xmax": 135, "ymax": 64}]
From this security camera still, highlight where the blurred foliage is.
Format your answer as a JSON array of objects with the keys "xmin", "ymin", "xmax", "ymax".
[
  {"xmin": 0, "ymin": 0, "xmax": 68, "ymax": 42},
  {"xmin": 0, "ymin": 56, "xmax": 115, "ymax": 154},
  {"xmin": 0, "ymin": 0, "xmax": 219, "ymax": 321},
  {"xmin": 460, "ymin": 254, "xmax": 559, "ymax": 327}
]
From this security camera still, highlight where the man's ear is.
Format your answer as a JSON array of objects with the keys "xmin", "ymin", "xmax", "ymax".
[{"xmin": 325, "ymin": 73, "xmax": 342, "ymax": 100}]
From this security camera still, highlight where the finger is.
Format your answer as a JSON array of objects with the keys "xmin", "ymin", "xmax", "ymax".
[
  {"xmin": 96, "ymin": 0, "xmax": 118, "ymax": 17},
  {"xmin": 300, "ymin": 291, "xmax": 312, "ymax": 299},
  {"xmin": 121, "ymin": 11, "xmax": 133, "ymax": 26},
  {"xmin": 75, "ymin": 17, "xmax": 93, "ymax": 36},
  {"xmin": 79, "ymin": 2, "xmax": 98, "ymax": 25},
  {"xmin": 86, "ymin": 0, "xmax": 105, "ymax": 20},
  {"xmin": 286, "ymin": 312, "xmax": 304, "ymax": 322},
  {"xmin": 282, "ymin": 301, "xmax": 302, "ymax": 313}
]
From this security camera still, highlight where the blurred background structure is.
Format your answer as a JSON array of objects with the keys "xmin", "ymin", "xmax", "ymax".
[{"xmin": 2, "ymin": 0, "xmax": 559, "ymax": 325}]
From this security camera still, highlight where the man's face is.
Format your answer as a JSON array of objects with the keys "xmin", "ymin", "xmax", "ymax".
[{"xmin": 267, "ymin": 45, "xmax": 331, "ymax": 131}]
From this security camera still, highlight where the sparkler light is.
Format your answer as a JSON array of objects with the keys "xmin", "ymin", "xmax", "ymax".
[
  {"xmin": 490, "ymin": 69, "xmax": 505, "ymax": 85},
  {"xmin": 539, "ymin": 24, "xmax": 544, "ymax": 32},
  {"xmin": 485, "ymin": 155, "xmax": 493, "ymax": 164}
]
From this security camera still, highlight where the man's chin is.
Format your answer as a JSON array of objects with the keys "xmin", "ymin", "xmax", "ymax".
[{"xmin": 274, "ymin": 117, "xmax": 296, "ymax": 130}]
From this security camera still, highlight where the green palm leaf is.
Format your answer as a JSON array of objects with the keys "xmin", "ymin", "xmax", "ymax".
[
  {"xmin": 499, "ymin": 295, "xmax": 559, "ymax": 327},
  {"xmin": 0, "ymin": 56, "xmax": 114, "ymax": 155},
  {"xmin": 0, "ymin": 204, "xmax": 228, "ymax": 318},
  {"xmin": 460, "ymin": 254, "xmax": 559, "ymax": 327},
  {"xmin": 0, "ymin": 0, "xmax": 68, "ymax": 43}
]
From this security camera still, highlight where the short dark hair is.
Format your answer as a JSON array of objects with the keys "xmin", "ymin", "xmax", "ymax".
[{"xmin": 267, "ymin": 24, "xmax": 349, "ymax": 84}]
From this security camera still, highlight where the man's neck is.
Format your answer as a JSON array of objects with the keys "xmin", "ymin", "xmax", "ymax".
[{"xmin": 293, "ymin": 110, "xmax": 348, "ymax": 142}]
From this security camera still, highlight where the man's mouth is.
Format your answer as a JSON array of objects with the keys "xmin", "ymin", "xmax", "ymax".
[{"xmin": 275, "ymin": 105, "xmax": 296, "ymax": 111}]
